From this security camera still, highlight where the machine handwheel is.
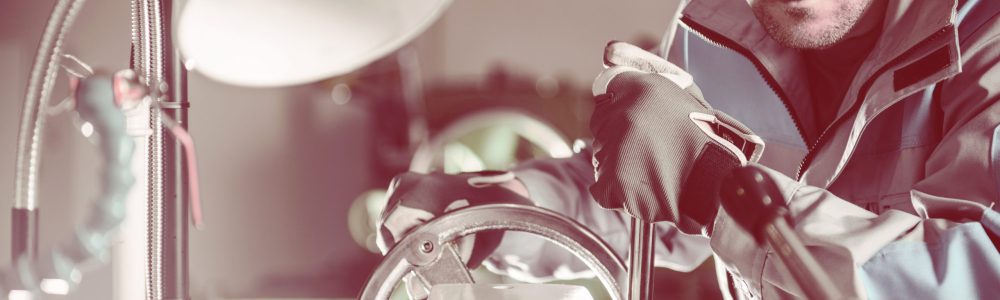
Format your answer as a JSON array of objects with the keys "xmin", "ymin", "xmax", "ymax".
[{"xmin": 359, "ymin": 204, "xmax": 627, "ymax": 300}]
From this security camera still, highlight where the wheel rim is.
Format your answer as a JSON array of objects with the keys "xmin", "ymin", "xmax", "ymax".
[{"xmin": 359, "ymin": 204, "xmax": 626, "ymax": 300}]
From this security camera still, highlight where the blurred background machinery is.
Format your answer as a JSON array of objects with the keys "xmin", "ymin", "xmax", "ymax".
[{"xmin": 0, "ymin": 0, "xmax": 719, "ymax": 299}]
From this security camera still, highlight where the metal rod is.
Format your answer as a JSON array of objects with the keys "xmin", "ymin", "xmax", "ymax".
[
  {"xmin": 628, "ymin": 219, "xmax": 655, "ymax": 300},
  {"xmin": 159, "ymin": 0, "xmax": 190, "ymax": 298}
]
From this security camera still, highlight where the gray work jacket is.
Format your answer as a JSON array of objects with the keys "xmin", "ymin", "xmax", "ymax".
[{"xmin": 487, "ymin": 0, "xmax": 1000, "ymax": 299}]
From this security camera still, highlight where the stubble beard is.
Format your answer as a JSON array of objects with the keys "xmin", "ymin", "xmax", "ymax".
[{"xmin": 753, "ymin": 3, "xmax": 867, "ymax": 50}]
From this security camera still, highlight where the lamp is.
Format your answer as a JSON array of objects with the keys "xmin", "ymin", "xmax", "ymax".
[{"xmin": 178, "ymin": 0, "xmax": 452, "ymax": 87}]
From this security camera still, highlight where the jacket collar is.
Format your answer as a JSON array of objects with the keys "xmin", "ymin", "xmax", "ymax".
[
  {"xmin": 681, "ymin": 0, "xmax": 962, "ymax": 187},
  {"xmin": 681, "ymin": 0, "xmax": 959, "ymax": 122}
]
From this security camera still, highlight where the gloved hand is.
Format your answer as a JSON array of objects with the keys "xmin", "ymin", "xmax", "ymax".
[
  {"xmin": 376, "ymin": 170, "xmax": 532, "ymax": 298},
  {"xmin": 589, "ymin": 41, "xmax": 765, "ymax": 234}
]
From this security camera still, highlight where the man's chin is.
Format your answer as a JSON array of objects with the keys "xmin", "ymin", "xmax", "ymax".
[
  {"xmin": 775, "ymin": 34, "xmax": 841, "ymax": 50},
  {"xmin": 764, "ymin": 23, "xmax": 848, "ymax": 50}
]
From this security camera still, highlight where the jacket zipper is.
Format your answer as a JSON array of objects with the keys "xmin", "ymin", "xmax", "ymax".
[
  {"xmin": 681, "ymin": 16, "xmax": 952, "ymax": 179},
  {"xmin": 793, "ymin": 26, "xmax": 951, "ymax": 179},
  {"xmin": 679, "ymin": 16, "xmax": 810, "ymax": 149}
]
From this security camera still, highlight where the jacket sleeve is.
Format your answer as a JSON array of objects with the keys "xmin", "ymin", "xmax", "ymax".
[
  {"xmin": 709, "ymin": 32, "xmax": 1000, "ymax": 299},
  {"xmin": 483, "ymin": 151, "xmax": 714, "ymax": 283}
]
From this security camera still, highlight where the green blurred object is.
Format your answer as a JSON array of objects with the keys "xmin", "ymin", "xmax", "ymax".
[{"xmin": 442, "ymin": 142, "xmax": 487, "ymax": 173}]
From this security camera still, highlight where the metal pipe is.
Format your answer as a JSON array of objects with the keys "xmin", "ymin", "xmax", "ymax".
[
  {"xmin": 627, "ymin": 219, "xmax": 655, "ymax": 300},
  {"xmin": 159, "ymin": 0, "xmax": 190, "ymax": 298}
]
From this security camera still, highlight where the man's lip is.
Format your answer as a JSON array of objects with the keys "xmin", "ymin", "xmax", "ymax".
[
  {"xmin": 765, "ymin": 0, "xmax": 816, "ymax": 19},
  {"xmin": 784, "ymin": 6, "xmax": 812, "ymax": 18},
  {"xmin": 776, "ymin": 0, "xmax": 818, "ymax": 8}
]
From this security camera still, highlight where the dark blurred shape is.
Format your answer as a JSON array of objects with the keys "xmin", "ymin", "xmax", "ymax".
[{"xmin": 718, "ymin": 165, "xmax": 787, "ymax": 244}]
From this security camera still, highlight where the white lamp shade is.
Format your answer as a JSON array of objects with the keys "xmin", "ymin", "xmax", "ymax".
[{"xmin": 179, "ymin": 0, "xmax": 451, "ymax": 87}]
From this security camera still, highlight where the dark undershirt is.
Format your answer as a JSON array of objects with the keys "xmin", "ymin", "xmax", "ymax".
[{"xmin": 800, "ymin": 4, "xmax": 887, "ymax": 143}]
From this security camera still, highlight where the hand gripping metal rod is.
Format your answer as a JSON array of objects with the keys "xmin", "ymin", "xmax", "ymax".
[{"xmin": 627, "ymin": 1, "xmax": 688, "ymax": 298}]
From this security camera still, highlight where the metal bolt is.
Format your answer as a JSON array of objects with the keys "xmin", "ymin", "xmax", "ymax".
[{"xmin": 420, "ymin": 241, "xmax": 434, "ymax": 253}]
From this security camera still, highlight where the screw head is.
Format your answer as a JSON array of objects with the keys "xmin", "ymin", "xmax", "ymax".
[{"xmin": 420, "ymin": 241, "xmax": 434, "ymax": 253}]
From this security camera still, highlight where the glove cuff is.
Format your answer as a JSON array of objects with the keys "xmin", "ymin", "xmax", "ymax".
[
  {"xmin": 677, "ymin": 143, "xmax": 742, "ymax": 234},
  {"xmin": 679, "ymin": 113, "xmax": 764, "ymax": 234},
  {"xmin": 690, "ymin": 112, "xmax": 765, "ymax": 164}
]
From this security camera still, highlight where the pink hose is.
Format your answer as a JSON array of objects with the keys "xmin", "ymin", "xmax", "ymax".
[{"xmin": 167, "ymin": 124, "xmax": 203, "ymax": 229}]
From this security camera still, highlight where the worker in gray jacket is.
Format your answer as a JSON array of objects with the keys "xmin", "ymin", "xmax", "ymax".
[{"xmin": 378, "ymin": 0, "xmax": 1000, "ymax": 298}]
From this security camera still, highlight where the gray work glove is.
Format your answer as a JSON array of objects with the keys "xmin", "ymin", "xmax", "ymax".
[
  {"xmin": 376, "ymin": 170, "xmax": 532, "ymax": 299},
  {"xmin": 589, "ymin": 41, "xmax": 764, "ymax": 234}
]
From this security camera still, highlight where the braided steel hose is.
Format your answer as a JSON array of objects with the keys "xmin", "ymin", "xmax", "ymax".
[
  {"xmin": 131, "ymin": 0, "xmax": 165, "ymax": 297},
  {"xmin": 131, "ymin": 1, "xmax": 167, "ymax": 298}
]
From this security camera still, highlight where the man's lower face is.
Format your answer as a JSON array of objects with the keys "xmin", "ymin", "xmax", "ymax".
[{"xmin": 748, "ymin": 0, "xmax": 872, "ymax": 49}]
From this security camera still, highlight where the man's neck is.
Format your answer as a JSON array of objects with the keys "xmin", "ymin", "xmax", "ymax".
[
  {"xmin": 805, "ymin": 0, "xmax": 889, "ymax": 75},
  {"xmin": 801, "ymin": 0, "xmax": 888, "ymax": 141}
]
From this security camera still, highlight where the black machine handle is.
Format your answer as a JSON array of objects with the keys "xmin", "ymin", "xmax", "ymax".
[{"xmin": 719, "ymin": 165, "xmax": 842, "ymax": 300}]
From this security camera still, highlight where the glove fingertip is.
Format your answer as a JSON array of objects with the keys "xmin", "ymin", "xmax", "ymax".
[
  {"xmin": 603, "ymin": 40, "xmax": 623, "ymax": 67},
  {"xmin": 589, "ymin": 182, "xmax": 620, "ymax": 210}
]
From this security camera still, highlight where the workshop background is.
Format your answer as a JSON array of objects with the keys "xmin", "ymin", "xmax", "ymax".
[{"xmin": 0, "ymin": 0, "xmax": 717, "ymax": 299}]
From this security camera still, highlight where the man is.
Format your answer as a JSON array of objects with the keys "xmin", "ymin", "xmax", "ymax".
[{"xmin": 378, "ymin": 0, "xmax": 1000, "ymax": 298}]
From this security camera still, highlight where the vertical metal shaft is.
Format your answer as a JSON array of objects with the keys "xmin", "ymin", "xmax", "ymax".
[
  {"xmin": 628, "ymin": 219, "xmax": 655, "ymax": 300},
  {"xmin": 160, "ymin": 0, "xmax": 190, "ymax": 298}
]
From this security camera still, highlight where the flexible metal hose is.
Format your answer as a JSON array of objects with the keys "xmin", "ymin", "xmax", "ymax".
[
  {"xmin": 6, "ymin": 0, "xmax": 134, "ymax": 296},
  {"xmin": 13, "ymin": 0, "xmax": 85, "ymax": 210},
  {"xmin": 9, "ymin": 0, "xmax": 87, "ymax": 280}
]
